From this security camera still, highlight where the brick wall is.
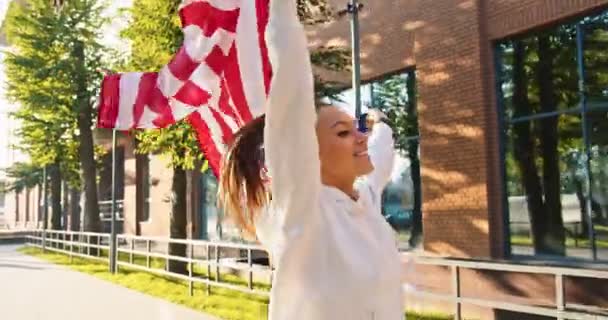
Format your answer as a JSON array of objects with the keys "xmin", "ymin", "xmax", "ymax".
[
  {"xmin": 306, "ymin": 0, "xmax": 418, "ymax": 82},
  {"xmin": 414, "ymin": 0, "xmax": 494, "ymax": 258},
  {"xmin": 487, "ymin": 0, "xmax": 608, "ymax": 39},
  {"xmin": 308, "ymin": 0, "xmax": 608, "ymax": 259}
]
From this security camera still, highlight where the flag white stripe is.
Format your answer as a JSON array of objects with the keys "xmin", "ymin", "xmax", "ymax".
[
  {"xmin": 183, "ymin": 26, "xmax": 235, "ymax": 62},
  {"xmin": 198, "ymin": 107, "xmax": 227, "ymax": 154},
  {"xmin": 235, "ymin": 0, "xmax": 266, "ymax": 118},
  {"xmin": 117, "ymin": 72, "xmax": 143, "ymax": 130},
  {"xmin": 158, "ymin": 66, "xmax": 184, "ymax": 98}
]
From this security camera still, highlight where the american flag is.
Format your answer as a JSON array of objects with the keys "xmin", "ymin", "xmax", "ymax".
[{"xmin": 97, "ymin": 0, "xmax": 272, "ymax": 176}]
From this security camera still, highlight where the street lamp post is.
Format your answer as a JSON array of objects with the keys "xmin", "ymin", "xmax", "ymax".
[
  {"xmin": 42, "ymin": 166, "xmax": 48, "ymax": 251},
  {"xmin": 347, "ymin": 0, "xmax": 363, "ymax": 120},
  {"xmin": 109, "ymin": 129, "xmax": 118, "ymax": 273}
]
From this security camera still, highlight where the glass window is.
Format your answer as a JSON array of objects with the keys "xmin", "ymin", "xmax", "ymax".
[
  {"xmin": 199, "ymin": 171, "xmax": 246, "ymax": 242},
  {"xmin": 497, "ymin": 10, "xmax": 608, "ymax": 261},
  {"xmin": 334, "ymin": 70, "xmax": 422, "ymax": 250}
]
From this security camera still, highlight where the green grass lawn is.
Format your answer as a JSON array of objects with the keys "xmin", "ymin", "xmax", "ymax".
[
  {"xmin": 20, "ymin": 246, "xmax": 452, "ymax": 320},
  {"xmin": 596, "ymin": 225, "xmax": 608, "ymax": 232},
  {"xmin": 511, "ymin": 235, "xmax": 608, "ymax": 249}
]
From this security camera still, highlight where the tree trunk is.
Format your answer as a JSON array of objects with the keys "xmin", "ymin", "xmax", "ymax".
[
  {"xmin": 37, "ymin": 182, "xmax": 42, "ymax": 225},
  {"xmin": 62, "ymin": 181, "xmax": 68, "ymax": 230},
  {"xmin": 512, "ymin": 41, "xmax": 547, "ymax": 253},
  {"xmin": 168, "ymin": 166, "xmax": 188, "ymax": 274},
  {"xmin": 405, "ymin": 72, "xmax": 423, "ymax": 248},
  {"xmin": 575, "ymin": 180, "xmax": 590, "ymax": 237},
  {"xmin": 49, "ymin": 162, "xmax": 63, "ymax": 230},
  {"xmin": 25, "ymin": 188, "xmax": 30, "ymax": 224},
  {"xmin": 69, "ymin": 188, "xmax": 81, "ymax": 231},
  {"xmin": 537, "ymin": 35, "xmax": 565, "ymax": 255},
  {"xmin": 73, "ymin": 40, "xmax": 100, "ymax": 234}
]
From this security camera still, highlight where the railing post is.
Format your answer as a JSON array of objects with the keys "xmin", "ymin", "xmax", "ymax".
[
  {"xmin": 87, "ymin": 234, "xmax": 91, "ymax": 257},
  {"xmin": 129, "ymin": 238, "xmax": 134, "ymax": 264},
  {"xmin": 97, "ymin": 236, "xmax": 101, "ymax": 257},
  {"xmin": 188, "ymin": 244, "xmax": 194, "ymax": 296},
  {"xmin": 113, "ymin": 235, "xmax": 119, "ymax": 273},
  {"xmin": 206, "ymin": 244, "xmax": 211, "ymax": 296},
  {"xmin": 248, "ymin": 249, "xmax": 253, "ymax": 290},
  {"xmin": 146, "ymin": 239, "xmax": 151, "ymax": 268},
  {"xmin": 452, "ymin": 265, "xmax": 462, "ymax": 320},
  {"xmin": 556, "ymin": 274, "xmax": 565, "ymax": 320},
  {"xmin": 41, "ymin": 228, "xmax": 46, "ymax": 252},
  {"xmin": 165, "ymin": 241, "xmax": 169, "ymax": 272},
  {"xmin": 68, "ymin": 232, "xmax": 73, "ymax": 263},
  {"xmin": 215, "ymin": 245, "xmax": 220, "ymax": 283},
  {"xmin": 110, "ymin": 234, "xmax": 117, "ymax": 274}
]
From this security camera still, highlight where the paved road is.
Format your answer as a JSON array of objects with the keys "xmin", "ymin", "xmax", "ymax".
[{"xmin": 0, "ymin": 244, "xmax": 219, "ymax": 320}]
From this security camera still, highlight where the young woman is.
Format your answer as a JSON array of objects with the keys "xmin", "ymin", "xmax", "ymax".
[{"xmin": 218, "ymin": 1, "xmax": 403, "ymax": 319}]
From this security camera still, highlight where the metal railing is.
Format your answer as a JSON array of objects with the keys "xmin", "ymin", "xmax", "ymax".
[
  {"xmin": 405, "ymin": 255, "xmax": 608, "ymax": 320},
  {"xmin": 99, "ymin": 200, "xmax": 124, "ymax": 221},
  {"xmin": 24, "ymin": 229, "xmax": 608, "ymax": 320},
  {"xmin": 115, "ymin": 234, "xmax": 270, "ymax": 297},
  {"xmin": 27, "ymin": 230, "xmax": 111, "ymax": 263},
  {"xmin": 25, "ymin": 229, "xmax": 271, "ymax": 299}
]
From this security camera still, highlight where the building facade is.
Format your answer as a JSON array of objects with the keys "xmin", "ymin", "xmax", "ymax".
[
  {"xmin": 309, "ymin": 0, "xmax": 608, "ymax": 262},
  {"xmin": 302, "ymin": 0, "xmax": 608, "ymax": 318}
]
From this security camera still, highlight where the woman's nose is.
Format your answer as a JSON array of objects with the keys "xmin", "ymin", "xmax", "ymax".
[{"xmin": 355, "ymin": 130, "xmax": 368, "ymax": 144}]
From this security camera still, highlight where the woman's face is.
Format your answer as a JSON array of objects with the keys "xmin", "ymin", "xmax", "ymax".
[{"xmin": 316, "ymin": 106, "xmax": 373, "ymax": 186}]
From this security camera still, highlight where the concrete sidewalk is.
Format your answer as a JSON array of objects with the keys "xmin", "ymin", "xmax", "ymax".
[{"xmin": 0, "ymin": 244, "xmax": 220, "ymax": 320}]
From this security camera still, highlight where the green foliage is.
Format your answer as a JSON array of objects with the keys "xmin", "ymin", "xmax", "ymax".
[
  {"xmin": 1, "ymin": 162, "xmax": 43, "ymax": 193},
  {"xmin": 3, "ymin": 0, "xmax": 108, "ymax": 188},
  {"xmin": 297, "ymin": 0, "xmax": 334, "ymax": 25},
  {"xmin": 120, "ymin": 0, "xmax": 202, "ymax": 170},
  {"xmin": 372, "ymin": 73, "xmax": 419, "ymax": 154},
  {"xmin": 311, "ymin": 46, "xmax": 351, "ymax": 100}
]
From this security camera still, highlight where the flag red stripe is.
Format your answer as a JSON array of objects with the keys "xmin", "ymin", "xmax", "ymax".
[
  {"xmin": 97, "ymin": 74, "xmax": 121, "ymax": 128},
  {"xmin": 224, "ymin": 44, "xmax": 253, "ymax": 123},
  {"xmin": 149, "ymin": 86, "xmax": 175, "ymax": 128},
  {"xmin": 256, "ymin": 0, "xmax": 272, "ymax": 95},
  {"xmin": 132, "ymin": 72, "xmax": 157, "ymax": 127},
  {"xmin": 218, "ymin": 78, "xmax": 240, "ymax": 124},
  {"xmin": 168, "ymin": 46, "xmax": 199, "ymax": 81},
  {"xmin": 209, "ymin": 107, "xmax": 234, "ymax": 144},
  {"xmin": 205, "ymin": 45, "xmax": 230, "ymax": 75},
  {"xmin": 174, "ymin": 80, "xmax": 211, "ymax": 106},
  {"xmin": 187, "ymin": 112, "xmax": 223, "ymax": 177},
  {"xmin": 180, "ymin": 2, "xmax": 239, "ymax": 36}
]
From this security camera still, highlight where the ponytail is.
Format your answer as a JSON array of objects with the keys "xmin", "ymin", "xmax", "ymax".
[
  {"xmin": 218, "ymin": 115, "xmax": 268, "ymax": 236},
  {"xmin": 218, "ymin": 103, "xmax": 329, "ymax": 236}
]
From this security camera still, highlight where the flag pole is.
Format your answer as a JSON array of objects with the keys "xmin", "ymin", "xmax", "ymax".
[
  {"xmin": 348, "ymin": 0, "xmax": 363, "ymax": 120},
  {"xmin": 110, "ymin": 129, "xmax": 118, "ymax": 273}
]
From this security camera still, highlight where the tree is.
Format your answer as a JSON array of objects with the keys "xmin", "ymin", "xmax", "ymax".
[
  {"xmin": 535, "ymin": 35, "xmax": 565, "ymax": 255},
  {"xmin": 4, "ymin": 0, "xmax": 73, "ymax": 230},
  {"xmin": 3, "ymin": 0, "xmax": 107, "ymax": 231},
  {"xmin": 1, "ymin": 162, "xmax": 43, "ymax": 194}
]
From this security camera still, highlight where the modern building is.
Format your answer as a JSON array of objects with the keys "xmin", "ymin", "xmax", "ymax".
[{"xmin": 303, "ymin": 0, "xmax": 608, "ymax": 318}]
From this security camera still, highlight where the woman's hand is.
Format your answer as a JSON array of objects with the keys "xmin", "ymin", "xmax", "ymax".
[{"xmin": 365, "ymin": 109, "xmax": 388, "ymax": 131}]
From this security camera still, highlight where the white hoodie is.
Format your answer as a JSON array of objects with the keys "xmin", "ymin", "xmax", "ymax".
[{"xmin": 257, "ymin": 1, "xmax": 403, "ymax": 319}]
